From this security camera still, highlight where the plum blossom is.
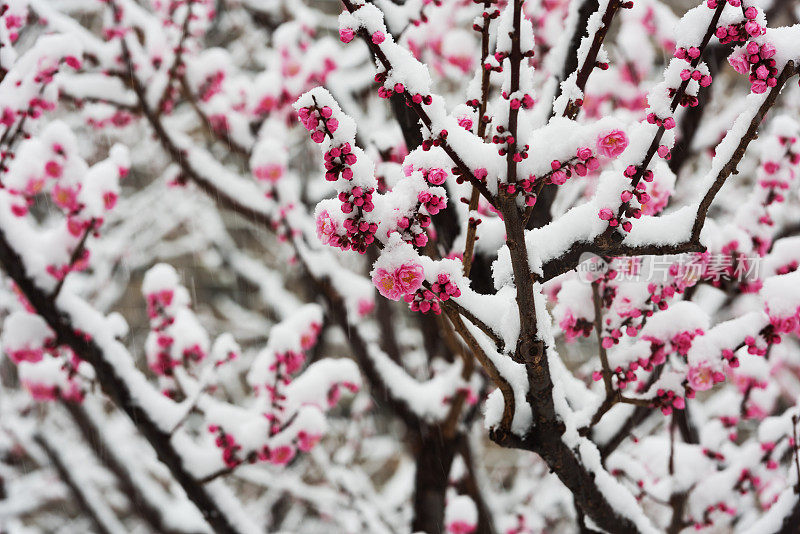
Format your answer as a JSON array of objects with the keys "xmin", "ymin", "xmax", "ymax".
[
  {"xmin": 596, "ymin": 130, "xmax": 629, "ymax": 158},
  {"xmin": 372, "ymin": 261, "xmax": 425, "ymax": 300},
  {"xmin": 316, "ymin": 209, "xmax": 338, "ymax": 245},
  {"xmin": 687, "ymin": 362, "xmax": 716, "ymax": 391}
]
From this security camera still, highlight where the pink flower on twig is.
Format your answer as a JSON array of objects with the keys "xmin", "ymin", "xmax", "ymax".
[
  {"xmin": 372, "ymin": 261, "xmax": 424, "ymax": 300},
  {"xmin": 596, "ymin": 130, "xmax": 629, "ymax": 158},
  {"xmin": 316, "ymin": 210, "xmax": 337, "ymax": 246},
  {"xmin": 687, "ymin": 362, "xmax": 723, "ymax": 391}
]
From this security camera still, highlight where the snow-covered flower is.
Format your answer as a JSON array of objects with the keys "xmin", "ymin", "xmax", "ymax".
[{"xmin": 596, "ymin": 130, "xmax": 629, "ymax": 158}]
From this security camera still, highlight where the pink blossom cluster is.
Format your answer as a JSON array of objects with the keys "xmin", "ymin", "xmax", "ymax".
[
  {"xmin": 728, "ymin": 30, "xmax": 777, "ymax": 94},
  {"xmin": 651, "ymin": 388, "xmax": 686, "ymax": 415},
  {"xmin": 492, "ymin": 124, "xmax": 530, "ymax": 162},
  {"xmin": 595, "ymin": 130, "xmax": 666, "ymax": 232},
  {"xmin": 767, "ymin": 305, "xmax": 800, "ymax": 336},
  {"xmin": 8, "ymin": 137, "xmax": 126, "ymax": 281},
  {"xmin": 261, "ymin": 323, "xmax": 322, "ymax": 425},
  {"xmin": 298, "ymin": 105, "xmax": 339, "ymax": 144},
  {"xmin": 751, "ymin": 136, "xmax": 799, "ymax": 244},
  {"xmin": 85, "ymin": 109, "xmax": 136, "ymax": 129},
  {"xmin": 300, "ymin": 98, "xmax": 381, "ymax": 254},
  {"xmin": 324, "ymin": 142, "xmax": 357, "ymax": 181},
  {"xmin": 316, "ymin": 205, "xmax": 379, "ymax": 254},
  {"xmin": 374, "ymin": 72, "xmax": 432, "ymax": 107},
  {"xmin": 419, "ymin": 190, "xmax": 446, "ymax": 214},
  {"xmin": 253, "ymin": 162, "xmax": 285, "ymax": 184},
  {"xmin": 512, "ymin": 147, "xmax": 600, "ymax": 206},
  {"xmin": 2, "ymin": 313, "xmax": 86, "ymax": 403},
  {"xmin": 685, "ymin": 361, "xmax": 725, "ymax": 394},
  {"xmin": 208, "ymin": 316, "xmax": 346, "ymax": 470},
  {"xmin": 559, "ymin": 310, "xmax": 594, "ymax": 342},
  {"xmin": 208, "ymin": 426, "xmax": 308, "ymax": 468},
  {"xmin": 396, "ymin": 211, "xmax": 432, "ymax": 248},
  {"xmin": 145, "ymin": 287, "xmax": 180, "ymax": 376},
  {"xmin": 690, "ymin": 501, "xmax": 737, "ymax": 530},
  {"xmin": 744, "ymin": 42, "xmax": 778, "ymax": 94},
  {"xmin": 339, "ymin": 186, "xmax": 375, "ymax": 214},
  {"xmin": 143, "ymin": 279, "xmax": 207, "ymax": 380},
  {"xmin": 404, "ymin": 272, "xmax": 461, "ymax": 315},
  {"xmin": 574, "ymin": 257, "xmax": 717, "ymax": 410},
  {"xmin": 715, "ymin": 6, "xmax": 763, "ymax": 44}
]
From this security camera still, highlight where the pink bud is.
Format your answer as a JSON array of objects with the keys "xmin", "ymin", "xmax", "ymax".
[
  {"xmin": 760, "ymin": 43, "xmax": 776, "ymax": 59},
  {"xmin": 64, "ymin": 56, "xmax": 82, "ymax": 69},
  {"xmin": 745, "ymin": 21, "xmax": 761, "ymax": 36},
  {"xmin": 751, "ymin": 80, "xmax": 767, "ymax": 94},
  {"xmin": 339, "ymin": 28, "xmax": 355, "ymax": 43}
]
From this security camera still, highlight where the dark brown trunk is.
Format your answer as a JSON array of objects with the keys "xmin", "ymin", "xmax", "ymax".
[{"xmin": 411, "ymin": 428, "xmax": 457, "ymax": 534}]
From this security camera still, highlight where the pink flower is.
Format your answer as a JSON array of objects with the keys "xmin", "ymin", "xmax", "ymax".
[
  {"xmin": 372, "ymin": 262, "xmax": 424, "ymax": 300},
  {"xmin": 550, "ymin": 170, "xmax": 567, "ymax": 185},
  {"xmin": 394, "ymin": 262, "xmax": 425, "ymax": 294},
  {"xmin": 269, "ymin": 445, "xmax": 296, "ymax": 465},
  {"xmin": 52, "ymin": 184, "xmax": 80, "ymax": 211},
  {"xmin": 297, "ymin": 431, "xmax": 321, "ymax": 452},
  {"xmin": 427, "ymin": 168, "xmax": 447, "ymax": 185},
  {"xmin": 687, "ymin": 362, "xmax": 714, "ymax": 391},
  {"xmin": 672, "ymin": 332, "xmax": 694, "ymax": 355},
  {"xmin": 339, "ymin": 28, "xmax": 354, "ymax": 43},
  {"xmin": 64, "ymin": 56, "xmax": 82, "ymax": 70},
  {"xmin": 8, "ymin": 347, "xmax": 45, "ymax": 364},
  {"xmin": 728, "ymin": 53, "xmax": 749, "ymax": 74},
  {"xmin": 751, "ymin": 80, "xmax": 767, "ymax": 94},
  {"xmin": 457, "ymin": 116, "xmax": 473, "ymax": 130},
  {"xmin": 103, "ymin": 191, "xmax": 118, "ymax": 210},
  {"xmin": 357, "ymin": 298, "xmax": 375, "ymax": 316},
  {"xmin": 760, "ymin": 43, "xmax": 776, "ymax": 59},
  {"xmin": 254, "ymin": 163, "xmax": 284, "ymax": 183},
  {"xmin": 45, "ymin": 160, "xmax": 63, "ymax": 178},
  {"xmin": 447, "ymin": 521, "xmax": 476, "ymax": 534},
  {"xmin": 22, "ymin": 380, "xmax": 58, "ymax": 401},
  {"xmin": 373, "ymin": 268, "xmax": 402, "ymax": 300},
  {"xmin": 596, "ymin": 130, "xmax": 629, "ymax": 158},
  {"xmin": 598, "ymin": 208, "xmax": 614, "ymax": 221},
  {"xmin": 316, "ymin": 210, "xmax": 337, "ymax": 246}
]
